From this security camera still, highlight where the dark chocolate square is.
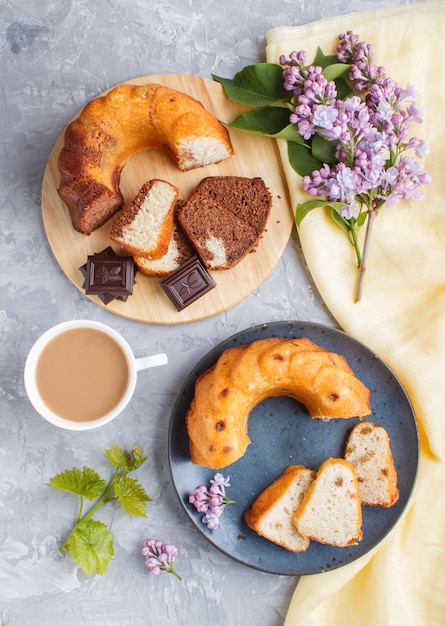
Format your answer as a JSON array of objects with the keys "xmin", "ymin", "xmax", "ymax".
[
  {"xmin": 159, "ymin": 256, "xmax": 216, "ymax": 311},
  {"xmin": 80, "ymin": 247, "xmax": 136, "ymax": 305},
  {"xmin": 85, "ymin": 256, "xmax": 135, "ymax": 295}
]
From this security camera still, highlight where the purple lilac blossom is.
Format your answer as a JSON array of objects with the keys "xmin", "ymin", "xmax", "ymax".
[
  {"xmin": 188, "ymin": 473, "xmax": 235, "ymax": 530},
  {"xmin": 280, "ymin": 30, "xmax": 430, "ymax": 218},
  {"xmin": 336, "ymin": 30, "xmax": 373, "ymax": 64},
  {"xmin": 142, "ymin": 538, "xmax": 181, "ymax": 580}
]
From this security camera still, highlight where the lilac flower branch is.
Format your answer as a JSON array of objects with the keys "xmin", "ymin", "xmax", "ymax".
[
  {"xmin": 283, "ymin": 31, "xmax": 431, "ymax": 301},
  {"xmin": 214, "ymin": 32, "xmax": 430, "ymax": 302}
]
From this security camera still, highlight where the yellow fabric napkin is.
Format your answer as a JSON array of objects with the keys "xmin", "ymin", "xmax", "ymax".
[{"xmin": 266, "ymin": 3, "xmax": 445, "ymax": 625}]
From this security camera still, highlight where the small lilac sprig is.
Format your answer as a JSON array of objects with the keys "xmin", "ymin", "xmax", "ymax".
[
  {"xmin": 188, "ymin": 473, "xmax": 236, "ymax": 530},
  {"xmin": 141, "ymin": 538, "xmax": 182, "ymax": 580}
]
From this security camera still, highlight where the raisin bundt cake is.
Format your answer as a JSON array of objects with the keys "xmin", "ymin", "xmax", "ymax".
[
  {"xmin": 186, "ymin": 337, "xmax": 372, "ymax": 469},
  {"xmin": 293, "ymin": 458, "xmax": 363, "ymax": 547},
  {"xmin": 244, "ymin": 465, "xmax": 316, "ymax": 553},
  {"xmin": 344, "ymin": 422, "xmax": 399, "ymax": 507},
  {"xmin": 58, "ymin": 83, "xmax": 234, "ymax": 235}
]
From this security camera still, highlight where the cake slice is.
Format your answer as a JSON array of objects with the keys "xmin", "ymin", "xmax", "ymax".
[
  {"xmin": 293, "ymin": 458, "xmax": 363, "ymax": 547},
  {"xmin": 344, "ymin": 422, "xmax": 399, "ymax": 507},
  {"xmin": 133, "ymin": 200, "xmax": 195, "ymax": 276},
  {"xmin": 178, "ymin": 191, "xmax": 260, "ymax": 270},
  {"xmin": 195, "ymin": 176, "xmax": 272, "ymax": 233},
  {"xmin": 244, "ymin": 465, "xmax": 316, "ymax": 553},
  {"xmin": 110, "ymin": 179, "xmax": 178, "ymax": 259}
]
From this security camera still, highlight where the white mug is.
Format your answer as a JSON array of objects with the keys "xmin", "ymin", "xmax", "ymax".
[{"xmin": 24, "ymin": 319, "xmax": 168, "ymax": 430}]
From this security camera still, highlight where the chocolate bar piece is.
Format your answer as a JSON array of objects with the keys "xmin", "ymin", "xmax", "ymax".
[
  {"xmin": 159, "ymin": 256, "xmax": 216, "ymax": 311},
  {"xmin": 80, "ymin": 247, "xmax": 136, "ymax": 305}
]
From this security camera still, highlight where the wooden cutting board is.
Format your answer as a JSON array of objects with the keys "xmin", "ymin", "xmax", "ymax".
[{"xmin": 41, "ymin": 73, "xmax": 294, "ymax": 325}]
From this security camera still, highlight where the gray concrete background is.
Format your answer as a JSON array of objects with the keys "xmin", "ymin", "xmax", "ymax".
[{"xmin": 0, "ymin": 0, "xmax": 424, "ymax": 624}]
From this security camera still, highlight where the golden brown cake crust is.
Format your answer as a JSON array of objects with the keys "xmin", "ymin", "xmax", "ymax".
[
  {"xmin": 344, "ymin": 421, "xmax": 399, "ymax": 507},
  {"xmin": 109, "ymin": 179, "xmax": 178, "ymax": 259},
  {"xmin": 57, "ymin": 83, "xmax": 233, "ymax": 235},
  {"xmin": 244, "ymin": 465, "xmax": 316, "ymax": 553},
  {"xmin": 133, "ymin": 200, "xmax": 196, "ymax": 276},
  {"xmin": 186, "ymin": 337, "xmax": 372, "ymax": 469},
  {"xmin": 293, "ymin": 458, "xmax": 363, "ymax": 547}
]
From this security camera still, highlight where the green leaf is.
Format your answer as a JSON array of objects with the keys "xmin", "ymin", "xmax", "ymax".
[
  {"xmin": 295, "ymin": 199, "xmax": 347, "ymax": 226},
  {"xmin": 357, "ymin": 210, "xmax": 368, "ymax": 227},
  {"xmin": 228, "ymin": 107, "xmax": 305, "ymax": 143},
  {"xmin": 330, "ymin": 208, "xmax": 353, "ymax": 234},
  {"xmin": 47, "ymin": 467, "xmax": 106, "ymax": 501},
  {"xmin": 213, "ymin": 64, "xmax": 290, "ymax": 107},
  {"xmin": 229, "ymin": 111, "xmax": 307, "ymax": 144},
  {"xmin": 311, "ymin": 134, "xmax": 338, "ymax": 164},
  {"xmin": 275, "ymin": 124, "xmax": 308, "ymax": 142},
  {"xmin": 113, "ymin": 476, "xmax": 151, "ymax": 518},
  {"xmin": 311, "ymin": 47, "xmax": 351, "ymax": 78},
  {"xmin": 64, "ymin": 519, "xmax": 114, "ymax": 577},
  {"xmin": 334, "ymin": 77, "xmax": 352, "ymax": 100},
  {"xmin": 310, "ymin": 48, "xmax": 352, "ymax": 98},
  {"xmin": 228, "ymin": 106, "xmax": 289, "ymax": 135},
  {"xmin": 323, "ymin": 63, "xmax": 352, "ymax": 81},
  {"xmin": 105, "ymin": 443, "xmax": 132, "ymax": 471},
  {"xmin": 312, "ymin": 47, "xmax": 338, "ymax": 68},
  {"xmin": 105, "ymin": 443, "xmax": 148, "ymax": 472},
  {"xmin": 287, "ymin": 141, "xmax": 323, "ymax": 177}
]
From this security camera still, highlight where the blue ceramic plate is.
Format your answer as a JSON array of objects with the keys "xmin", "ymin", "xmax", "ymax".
[{"xmin": 168, "ymin": 321, "xmax": 419, "ymax": 576}]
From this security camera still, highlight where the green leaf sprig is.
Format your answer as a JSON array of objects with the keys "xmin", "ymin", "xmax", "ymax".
[{"xmin": 47, "ymin": 443, "xmax": 151, "ymax": 577}]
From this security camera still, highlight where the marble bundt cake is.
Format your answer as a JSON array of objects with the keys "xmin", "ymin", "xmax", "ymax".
[
  {"xmin": 133, "ymin": 200, "xmax": 196, "ymax": 276},
  {"xmin": 244, "ymin": 465, "xmax": 316, "ymax": 553},
  {"xmin": 109, "ymin": 179, "xmax": 178, "ymax": 259},
  {"xmin": 178, "ymin": 176, "xmax": 271, "ymax": 270},
  {"xmin": 58, "ymin": 83, "xmax": 234, "ymax": 235}
]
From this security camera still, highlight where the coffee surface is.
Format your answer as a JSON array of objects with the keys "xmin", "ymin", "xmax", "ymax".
[{"xmin": 36, "ymin": 328, "xmax": 130, "ymax": 421}]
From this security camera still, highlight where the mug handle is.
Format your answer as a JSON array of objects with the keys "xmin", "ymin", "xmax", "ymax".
[{"xmin": 135, "ymin": 353, "xmax": 168, "ymax": 371}]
